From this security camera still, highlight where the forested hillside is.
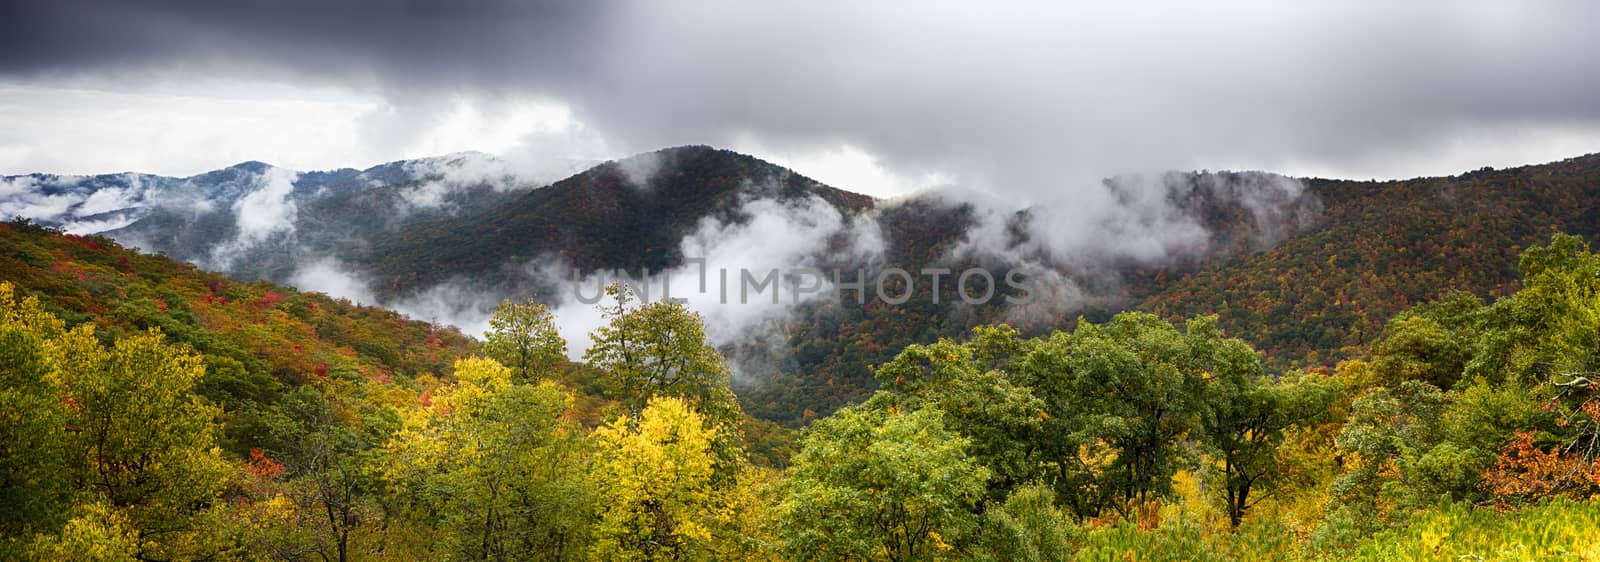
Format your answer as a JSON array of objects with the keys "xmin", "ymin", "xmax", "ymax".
[
  {"xmin": 7, "ymin": 213, "xmax": 1600, "ymax": 559},
  {"xmin": 744, "ymin": 169, "xmax": 1323, "ymax": 423},
  {"xmin": 1140, "ymin": 153, "xmax": 1600, "ymax": 367},
  {"xmin": 355, "ymin": 146, "xmax": 876, "ymax": 299},
  {"xmin": 3, "ymin": 146, "xmax": 1332, "ymax": 425},
  {"xmin": 11, "ymin": 147, "xmax": 1600, "ymax": 431},
  {"xmin": 0, "ymin": 219, "xmax": 476, "ymax": 455}
]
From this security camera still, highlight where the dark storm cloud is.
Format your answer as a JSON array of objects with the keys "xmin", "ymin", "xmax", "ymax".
[
  {"xmin": 0, "ymin": 0, "xmax": 610, "ymax": 88},
  {"xmin": 5, "ymin": 1, "xmax": 1600, "ymax": 200}
]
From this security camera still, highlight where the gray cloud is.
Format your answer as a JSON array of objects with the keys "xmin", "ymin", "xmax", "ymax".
[
  {"xmin": 0, "ymin": 0, "xmax": 607, "ymax": 88},
  {"xmin": 3, "ymin": 1, "xmax": 1599, "ymax": 201}
]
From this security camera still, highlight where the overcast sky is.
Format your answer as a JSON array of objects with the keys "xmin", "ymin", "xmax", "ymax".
[{"xmin": 2, "ymin": 0, "xmax": 1598, "ymax": 200}]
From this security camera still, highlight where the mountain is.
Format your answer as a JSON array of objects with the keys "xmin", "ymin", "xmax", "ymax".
[
  {"xmin": 1138, "ymin": 154, "xmax": 1600, "ymax": 367},
  {"xmin": 741, "ymin": 170, "xmax": 1323, "ymax": 421},
  {"xmin": 318, "ymin": 147, "xmax": 1319, "ymax": 421},
  {"xmin": 352, "ymin": 145, "xmax": 877, "ymax": 299},
  {"xmin": 9, "ymin": 148, "xmax": 1600, "ymax": 559},
  {"xmin": 0, "ymin": 146, "xmax": 1334, "ymax": 423},
  {"xmin": 8, "ymin": 145, "xmax": 1599, "ymax": 425},
  {"xmin": 0, "ymin": 219, "xmax": 476, "ymax": 455},
  {"xmin": 0, "ymin": 151, "xmax": 566, "ymax": 282}
]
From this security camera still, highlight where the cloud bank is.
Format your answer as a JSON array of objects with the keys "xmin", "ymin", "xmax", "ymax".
[{"xmin": 2, "ymin": 1, "xmax": 1598, "ymax": 200}]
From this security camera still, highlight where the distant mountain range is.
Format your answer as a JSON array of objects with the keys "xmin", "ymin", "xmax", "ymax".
[
  {"xmin": 6, "ymin": 146, "xmax": 1597, "ymax": 423},
  {"xmin": 0, "ymin": 151, "xmax": 599, "ymax": 279}
]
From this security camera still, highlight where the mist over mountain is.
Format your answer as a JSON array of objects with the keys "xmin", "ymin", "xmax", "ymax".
[
  {"xmin": 2, "ymin": 143, "xmax": 1331, "ymax": 420},
  {"xmin": 10, "ymin": 3, "xmax": 1600, "ymax": 557},
  {"xmin": 1, "ymin": 151, "xmax": 593, "ymax": 276},
  {"xmin": 25, "ymin": 142, "xmax": 1600, "ymax": 423},
  {"xmin": 15, "ymin": 143, "xmax": 1600, "ymax": 425}
]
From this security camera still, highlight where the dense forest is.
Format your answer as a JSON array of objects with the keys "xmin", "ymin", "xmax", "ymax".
[
  {"xmin": 757, "ymin": 153, "xmax": 1600, "ymax": 424},
  {"xmin": 21, "ymin": 147, "xmax": 1599, "ymax": 433},
  {"xmin": 1141, "ymin": 154, "xmax": 1600, "ymax": 367},
  {"xmin": 4, "ymin": 217, "xmax": 1600, "ymax": 560}
]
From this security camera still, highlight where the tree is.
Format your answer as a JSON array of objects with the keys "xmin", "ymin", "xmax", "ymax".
[
  {"xmin": 1012, "ymin": 312, "xmax": 1208, "ymax": 519},
  {"xmin": 1173, "ymin": 313, "xmax": 1344, "ymax": 527},
  {"xmin": 973, "ymin": 484, "xmax": 1076, "ymax": 562},
  {"xmin": 483, "ymin": 299, "xmax": 566, "ymax": 383},
  {"xmin": 1314, "ymin": 381, "xmax": 1450, "ymax": 549},
  {"xmin": 384, "ymin": 357, "xmax": 595, "ymax": 561},
  {"xmin": 0, "ymin": 283, "xmax": 72, "ymax": 553},
  {"xmin": 1466, "ymin": 233, "xmax": 1600, "ymax": 387},
  {"xmin": 779, "ymin": 406, "xmax": 988, "ymax": 562},
  {"xmin": 261, "ymin": 387, "xmax": 390, "ymax": 562},
  {"xmin": 1202, "ymin": 369, "xmax": 1341, "ymax": 528},
  {"xmin": 1480, "ymin": 373, "xmax": 1600, "ymax": 507},
  {"xmin": 1371, "ymin": 291, "xmax": 1480, "ymax": 390},
  {"xmin": 584, "ymin": 284, "xmax": 740, "ymax": 427},
  {"xmin": 23, "ymin": 501, "xmax": 140, "ymax": 561},
  {"xmin": 49, "ymin": 324, "xmax": 230, "ymax": 559},
  {"xmin": 1, "ymin": 282, "xmax": 229, "ymax": 558},
  {"xmin": 589, "ymin": 396, "xmax": 721, "ymax": 561},
  {"xmin": 584, "ymin": 284, "xmax": 747, "ymax": 483},
  {"xmin": 866, "ymin": 325, "xmax": 1045, "ymax": 498}
]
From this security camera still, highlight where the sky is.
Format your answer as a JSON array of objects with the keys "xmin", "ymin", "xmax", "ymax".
[{"xmin": 2, "ymin": 0, "xmax": 1599, "ymax": 201}]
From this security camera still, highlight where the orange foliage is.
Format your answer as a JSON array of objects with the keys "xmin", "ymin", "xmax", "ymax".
[
  {"xmin": 1482, "ymin": 431, "xmax": 1599, "ymax": 508},
  {"xmin": 246, "ymin": 448, "xmax": 287, "ymax": 480}
]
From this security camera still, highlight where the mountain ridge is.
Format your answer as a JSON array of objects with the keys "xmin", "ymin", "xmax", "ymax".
[{"xmin": 7, "ymin": 145, "xmax": 1600, "ymax": 422}]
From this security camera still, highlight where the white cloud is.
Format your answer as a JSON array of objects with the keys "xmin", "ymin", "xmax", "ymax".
[
  {"xmin": 75, "ymin": 185, "xmax": 137, "ymax": 216},
  {"xmin": 0, "ymin": 191, "xmax": 77, "ymax": 221},
  {"xmin": 616, "ymin": 149, "xmax": 662, "ymax": 189},
  {"xmin": 0, "ymin": 82, "xmax": 617, "ymax": 180},
  {"xmin": 536, "ymin": 193, "xmax": 884, "ymax": 361},
  {"xmin": 0, "ymin": 175, "xmax": 84, "ymax": 222},
  {"xmin": 232, "ymin": 167, "xmax": 299, "ymax": 242},
  {"xmin": 0, "ymin": 83, "xmax": 377, "ymax": 176},
  {"xmin": 288, "ymin": 258, "xmax": 376, "ymax": 304},
  {"xmin": 0, "ymin": 175, "xmax": 38, "ymax": 199},
  {"xmin": 61, "ymin": 215, "xmax": 140, "ymax": 235},
  {"xmin": 206, "ymin": 166, "xmax": 299, "ymax": 268},
  {"xmin": 727, "ymin": 138, "xmax": 952, "ymax": 199}
]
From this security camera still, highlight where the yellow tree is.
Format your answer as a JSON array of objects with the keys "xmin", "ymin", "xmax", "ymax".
[
  {"xmin": 0, "ymin": 283, "xmax": 72, "ymax": 554},
  {"xmin": 584, "ymin": 284, "xmax": 748, "ymax": 487},
  {"xmin": 0, "ymin": 282, "xmax": 227, "ymax": 559},
  {"xmin": 590, "ymin": 396, "xmax": 722, "ymax": 561},
  {"xmin": 50, "ymin": 325, "xmax": 230, "ymax": 559},
  {"xmin": 383, "ymin": 357, "xmax": 595, "ymax": 561}
]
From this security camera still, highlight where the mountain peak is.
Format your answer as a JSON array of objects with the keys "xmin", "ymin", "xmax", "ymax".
[
  {"xmin": 603, "ymin": 145, "xmax": 816, "ymax": 192},
  {"xmin": 226, "ymin": 160, "xmax": 276, "ymax": 173},
  {"xmin": 411, "ymin": 150, "xmax": 501, "ymax": 167}
]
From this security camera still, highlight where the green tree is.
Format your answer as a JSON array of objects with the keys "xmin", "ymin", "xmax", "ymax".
[
  {"xmin": 1202, "ymin": 368, "xmax": 1341, "ymax": 528},
  {"xmin": 1466, "ymin": 233, "xmax": 1600, "ymax": 387},
  {"xmin": 1012, "ymin": 312, "xmax": 1208, "ymax": 519},
  {"xmin": 1371, "ymin": 291, "xmax": 1480, "ymax": 390},
  {"xmin": 973, "ymin": 484, "xmax": 1077, "ymax": 562},
  {"xmin": 866, "ymin": 325, "xmax": 1045, "ymax": 498},
  {"xmin": 779, "ymin": 406, "xmax": 989, "ymax": 562},
  {"xmin": 484, "ymin": 299, "xmax": 566, "ymax": 383},
  {"xmin": 262, "ymin": 386, "xmax": 390, "ymax": 562},
  {"xmin": 585, "ymin": 284, "xmax": 739, "ymax": 425},
  {"xmin": 1314, "ymin": 381, "xmax": 1450, "ymax": 549}
]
